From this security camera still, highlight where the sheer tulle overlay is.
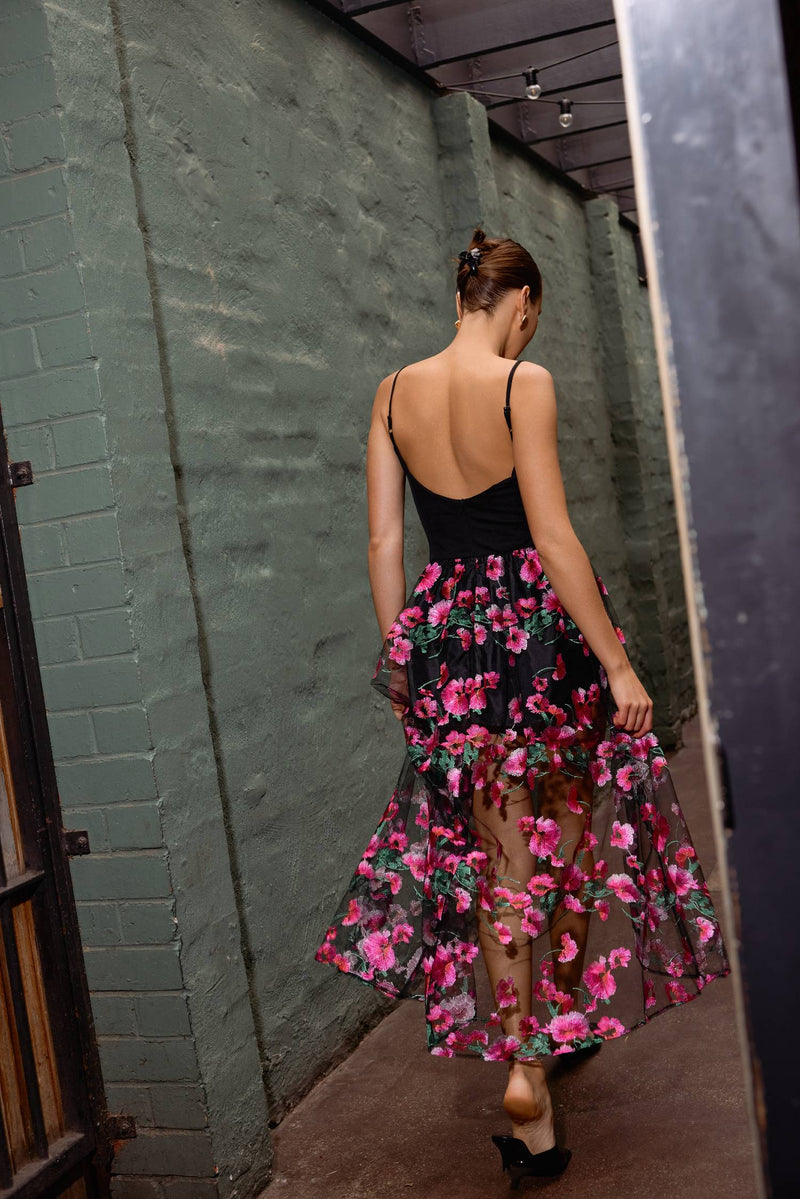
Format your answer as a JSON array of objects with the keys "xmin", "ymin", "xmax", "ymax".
[{"xmin": 315, "ymin": 544, "xmax": 730, "ymax": 1060}]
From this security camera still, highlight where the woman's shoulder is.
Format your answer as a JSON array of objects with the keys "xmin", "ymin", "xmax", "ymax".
[
  {"xmin": 513, "ymin": 359, "xmax": 553, "ymax": 384},
  {"xmin": 373, "ymin": 355, "xmax": 553, "ymax": 404},
  {"xmin": 372, "ymin": 354, "xmax": 442, "ymax": 407}
]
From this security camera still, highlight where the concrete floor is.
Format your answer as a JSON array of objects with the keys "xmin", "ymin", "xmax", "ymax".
[{"xmin": 265, "ymin": 717, "xmax": 762, "ymax": 1198}]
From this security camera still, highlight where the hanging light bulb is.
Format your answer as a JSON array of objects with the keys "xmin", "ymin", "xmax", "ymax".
[
  {"xmin": 524, "ymin": 68, "xmax": 541, "ymax": 100},
  {"xmin": 558, "ymin": 98, "xmax": 573, "ymax": 128}
]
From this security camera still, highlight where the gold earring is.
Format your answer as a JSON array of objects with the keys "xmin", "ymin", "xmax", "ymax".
[
  {"xmin": 520, "ymin": 313, "xmax": 528, "ymax": 329},
  {"xmin": 454, "ymin": 319, "xmax": 461, "ymax": 328}
]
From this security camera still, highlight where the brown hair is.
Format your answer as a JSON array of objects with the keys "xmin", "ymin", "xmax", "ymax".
[{"xmin": 454, "ymin": 226, "xmax": 542, "ymax": 315}]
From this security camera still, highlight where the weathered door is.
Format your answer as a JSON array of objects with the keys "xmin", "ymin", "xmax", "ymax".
[{"xmin": 0, "ymin": 416, "xmax": 109, "ymax": 1196}]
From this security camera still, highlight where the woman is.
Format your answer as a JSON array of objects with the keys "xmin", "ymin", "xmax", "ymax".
[{"xmin": 316, "ymin": 228, "xmax": 730, "ymax": 1186}]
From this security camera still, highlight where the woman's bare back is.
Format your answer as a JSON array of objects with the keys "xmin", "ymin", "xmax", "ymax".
[{"xmin": 384, "ymin": 352, "xmax": 526, "ymax": 499}]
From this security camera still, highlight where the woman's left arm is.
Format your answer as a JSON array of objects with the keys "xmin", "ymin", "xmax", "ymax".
[{"xmin": 366, "ymin": 375, "xmax": 407, "ymax": 643}]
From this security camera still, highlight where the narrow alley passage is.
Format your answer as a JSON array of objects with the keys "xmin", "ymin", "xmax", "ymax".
[{"xmin": 266, "ymin": 716, "xmax": 758, "ymax": 1199}]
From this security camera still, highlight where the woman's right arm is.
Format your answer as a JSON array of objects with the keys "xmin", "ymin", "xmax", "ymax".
[{"xmin": 511, "ymin": 362, "xmax": 654, "ymax": 738}]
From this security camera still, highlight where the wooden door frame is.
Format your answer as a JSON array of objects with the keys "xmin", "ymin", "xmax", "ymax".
[{"xmin": 0, "ymin": 415, "xmax": 118, "ymax": 1196}]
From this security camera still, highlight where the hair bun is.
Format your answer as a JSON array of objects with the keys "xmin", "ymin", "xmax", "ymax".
[{"xmin": 472, "ymin": 227, "xmax": 487, "ymax": 246}]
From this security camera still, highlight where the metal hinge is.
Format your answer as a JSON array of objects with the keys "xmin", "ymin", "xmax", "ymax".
[
  {"xmin": 104, "ymin": 1113, "xmax": 137, "ymax": 1141},
  {"xmin": 63, "ymin": 828, "xmax": 91, "ymax": 856},
  {"xmin": 8, "ymin": 460, "xmax": 34, "ymax": 488}
]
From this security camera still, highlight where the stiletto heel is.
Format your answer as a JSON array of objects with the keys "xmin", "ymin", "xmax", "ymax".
[{"xmin": 491, "ymin": 1135, "xmax": 572, "ymax": 1187}]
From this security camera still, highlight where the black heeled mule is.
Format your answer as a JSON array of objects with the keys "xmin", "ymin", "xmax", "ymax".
[{"xmin": 491, "ymin": 1135, "xmax": 572, "ymax": 1188}]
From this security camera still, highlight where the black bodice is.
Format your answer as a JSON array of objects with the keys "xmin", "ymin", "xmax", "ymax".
[{"xmin": 387, "ymin": 360, "xmax": 534, "ymax": 561}]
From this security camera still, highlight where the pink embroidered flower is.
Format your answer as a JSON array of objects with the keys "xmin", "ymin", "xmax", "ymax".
[
  {"xmin": 566, "ymin": 783, "xmax": 585, "ymax": 814},
  {"xmin": 467, "ymin": 676, "xmax": 488, "ymax": 711},
  {"xmin": 610, "ymin": 820, "xmax": 635, "ymax": 849},
  {"xmin": 519, "ymin": 549, "xmax": 543, "ymax": 583},
  {"xmin": 493, "ymin": 921, "xmax": 513, "ymax": 945},
  {"xmin": 665, "ymin": 980, "xmax": 691, "ymax": 1003},
  {"xmin": 442, "ymin": 733, "xmax": 467, "ymax": 758},
  {"xmin": 606, "ymin": 873, "xmax": 640, "ymax": 903},
  {"xmin": 486, "ymin": 555, "xmax": 505, "ymax": 580},
  {"xmin": 425, "ymin": 945, "xmax": 457, "ymax": 989},
  {"xmin": 495, "ymin": 977, "xmax": 518, "ymax": 1008},
  {"xmin": 542, "ymin": 588, "xmax": 564, "ymax": 616},
  {"xmin": 401, "ymin": 845, "xmax": 426, "ymax": 881},
  {"xmin": 399, "ymin": 605, "xmax": 424, "ymax": 628},
  {"xmin": 441, "ymin": 678, "xmax": 469, "ymax": 716},
  {"xmin": 558, "ymin": 933, "xmax": 579, "ymax": 962},
  {"xmin": 615, "ymin": 764, "xmax": 635, "ymax": 792},
  {"xmin": 504, "ymin": 747, "xmax": 527, "ymax": 777},
  {"xmin": 521, "ymin": 910, "xmax": 546, "ymax": 937},
  {"xmin": 360, "ymin": 931, "xmax": 395, "ymax": 971},
  {"xmin": 342, "ymin": 899, "xmax": 362, "ymax": 926},
  {"xmin": 527, "ymin": 817, "xmax": 562, "ymax": 860},
  {"xmin": 651, "ymin": 811, "xmax": 670, "ymax": 853},
  {"xmin": 527, "ymin": 873, "xmax": 556, "ymax": 897},
  {"xmin": 388, "ymin": 637, "xmax": 412, "ymax": 665},
  {"xmin": 596, "ymin": 1016, "xmax": 626, "ymax": 1039},
  {"xmin": 609, "ymin": 946, "xmax": 632, "ymax": 969},
  {"xmin": 560, "ymin": 862, "xmax": 586, "ymax": 892},
  {"xmin": 594, "ymin": 899, "xmax": 611, "ymax": 921},
  {"xmin": 547, "ymin": 1012, "xmax": 590, "ymax": 1044},
  {"xmin": 590, "ymin": 759, "xmax": 612, "ymax": 787},
  {"xmin": 506, "ymin": 627, "xmax": 529, "ymax": 653},
  {"xmin": 414, "ymin": 562, "xmax": 442, "ymax": 594},
  {"xmin": 391, "ymin": 922, "xmax": 414, "ymax": 944},
  {"xmin": 667, "ymin": 864, "xmax": 700, "ymax": 897},
  {"xmin": 584, "ymin": 957, "xmax": 616, "ymax": 999},
  {"xmin": 651, "ymin": 755, "xmax": 668, "ymax": 782},
  {"xmin": 552, "ymin": 653, "xmax": 566, "ymax": 680},
  {"xmin": 696, "ymin": 916, "xmax": 716, "ymax": 944},
  {"xmin": 485, "ymin": 1036, "xmax": 520, "ymax": 1061}
]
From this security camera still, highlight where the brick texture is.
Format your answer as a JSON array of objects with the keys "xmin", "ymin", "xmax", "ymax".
[{"xmin": 0, "ymin": 4, "xmax": 214, "ymax": 1193}]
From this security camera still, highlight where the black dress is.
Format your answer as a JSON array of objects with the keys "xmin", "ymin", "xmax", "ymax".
[{"xmin": 316, "ymin": 359, "xmax": 730, "ymax": 1061}]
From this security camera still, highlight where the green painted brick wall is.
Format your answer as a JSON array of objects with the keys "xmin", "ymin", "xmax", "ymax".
[
  {"xmin": 0, "ymin": 0, "xmax": 692, "ymax": 1194},
  {"xmin": 0, "ymin": 1, "xmax": 270, "ymax": 1195}
]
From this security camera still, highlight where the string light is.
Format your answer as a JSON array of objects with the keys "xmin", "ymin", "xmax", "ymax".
[
  {"xmin": 524, "ymin": 68, "xmax": 541, "ymax": 100},
  {"xmin": 436, "ymin": 36, "xmax": 624, "ymax": 133}
]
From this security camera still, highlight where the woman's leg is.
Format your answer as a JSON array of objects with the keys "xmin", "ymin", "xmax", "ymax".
[
  {"xmin": 537, "ymin": 767, "xmax": 595, "ymax": 1002},
  {"xmin": 471, "ymin": 737, "xmax": 555, "ymax": 1152}
]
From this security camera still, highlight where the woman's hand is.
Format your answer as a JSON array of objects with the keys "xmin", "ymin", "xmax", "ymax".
[
  {"xmin": 606, "ymin": 660, "xmax": 654, "ymax": 737},
  {"xmin": 387, "ymin": 665, "xmax": 409, "ymax": 722}
]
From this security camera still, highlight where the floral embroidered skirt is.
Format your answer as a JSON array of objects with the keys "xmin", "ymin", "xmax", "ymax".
[{"xmin": 314, "ymin": 544, "xmax": 731, "ymax": 1061}]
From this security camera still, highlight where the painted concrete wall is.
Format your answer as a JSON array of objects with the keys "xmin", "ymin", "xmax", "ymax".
[{"xmin": 0, "ymin": 0, "xmax": 691, "ymax": 1194}]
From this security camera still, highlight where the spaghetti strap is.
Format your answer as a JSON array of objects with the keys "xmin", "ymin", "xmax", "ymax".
[
  {"xmin": 503, "ymin": 359, "xmax": 522, "ymax": 439},
  {"xmin": 387, "ymin": 366, "xmax": 409, "ymax": 468}
]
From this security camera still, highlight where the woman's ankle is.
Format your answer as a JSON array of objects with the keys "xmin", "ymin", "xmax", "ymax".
[{"xmin": 503, "ymin": 1060, "xmax": 551, "ymax": 1122}]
